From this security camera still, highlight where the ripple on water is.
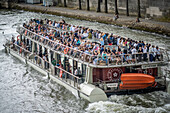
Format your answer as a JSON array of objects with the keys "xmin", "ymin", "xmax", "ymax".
[{"xmin": 85, "ymin": 101, "xmax": 169, "ymax": 113}]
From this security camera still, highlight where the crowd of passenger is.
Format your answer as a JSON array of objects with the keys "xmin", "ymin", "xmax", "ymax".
[{"xmin": 20, "ymin": 18, "xmax": 162, "ymax": 65}]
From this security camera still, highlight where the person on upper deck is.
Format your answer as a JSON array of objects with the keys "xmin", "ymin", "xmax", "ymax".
[
  {"xmin": 143, "ymin": 45, "xmax": 147, "ymax": 61},
  {"xmin": 156, "ymin": 46, "xmax": 161, "ymax": 61},
  {"xmin": 102, "ymin": 51, "xmax": 108, "ymax": 64},
  {"xmin": 138, "ymin": 47, "xmax": 143, "ymax": 62},
  {"xmin": 131, "ymin": 46, "xmax": 137, "ymax": 63},
  {"xmin": 22, "ymin": 18, "xmax": 163, "ymax": 66}
]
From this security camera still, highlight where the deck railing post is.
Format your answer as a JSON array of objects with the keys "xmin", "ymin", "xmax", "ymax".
[
  {"xmin": 42, "ymin": 59, "xmax": 45, "ymax": 69},
  {"xmin": 69, "ymin": 75, "xmax": 71, "ymax": 85},
  {"xmin": 83, "ymin": 54, "xmax": 86, "ymax": 62},
  {"xmin": 89, "ymin": 55, "xmax": 92, "ymax": 64},
  {"xmin": 147, "ymin": 52, "xmax": 149, "ymax": 63},
  {"xmin": 97, "ymin": 55, "xmax": 99, "ymax": 65},
  {"xmin": 78, "ymin": 51, "xmax": 81, "ymax": 60},
  {"xmin": 121, "ymin": 54, "xmax": 123, "ymax": 65},
  {"xmin": 39, "ymin": 57, "xmax": 42, "ymax": 68},
  {"xmin": 65, "ymin": 72, "xmax": 67, "ymax": 82},
  {"xmin": 74, "ymin": 77, "xmax": 75, "ymax": 87},
  {"xmin": 135, "ymin": 53, "xmax": 137, "ymax": 64},
  {"xmin": 77, "ymin": 78, "xmax": 79, "ymax": 88},
  {"xmin": 52, "ymin": 65, "xmax": 55, "ymax": 75}
]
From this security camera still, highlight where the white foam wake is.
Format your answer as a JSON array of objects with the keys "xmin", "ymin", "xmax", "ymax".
[{"xmin": 85, "ymin": 101, "xmax": 168, "ymax": 113}]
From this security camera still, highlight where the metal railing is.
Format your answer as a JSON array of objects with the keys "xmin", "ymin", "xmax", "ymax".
[
  {"xmin": 17, "ymin": 26, "xmax": 167, "ymax": 67},
  {"xmin": 46, "ymin": 22, "xmax": 101, "ymax": 43},
  {"xmin": 9, "ymin": 42, "xmax": 81, "ymax": 89}
]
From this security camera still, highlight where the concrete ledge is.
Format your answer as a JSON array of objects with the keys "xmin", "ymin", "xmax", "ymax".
[{"xmin": 13, "ymin": 3, "xmax": 170, "ymax": 37}]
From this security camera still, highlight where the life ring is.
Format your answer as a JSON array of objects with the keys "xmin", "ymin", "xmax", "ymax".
[
  {"xmin": 19, "ymin": 48, "xmax": 22, "ymax": 53},
  {"xmin": 17, "ymin": 35, "xmax": 20, "ymax": 40},
  {"xmin": 60, "ymin": 69, "xmax": 63, "ymax": 78},
  {"xmin": 25, "ymin": 30, "xmax": 27, "ymax": 35},
  {"xmin": 64, "ymin": 47, "xmax": 69, "ymax": 54}
]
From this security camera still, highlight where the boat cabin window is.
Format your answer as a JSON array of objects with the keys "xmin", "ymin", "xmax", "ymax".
[
  {"xmin": 35, "ymin": 43, "xmax": 37, "ymax": 53},
  {"xmin": 57, "ymin": 54, "xmax": 61, "ymax": 65},
  {"xmin": 73, "ymin": 60, "xmax": 77, "ymax": 75}
]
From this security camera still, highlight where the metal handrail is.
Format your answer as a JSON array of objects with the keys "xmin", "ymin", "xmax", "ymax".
[
  {"xmin": 18, "ymin": 27, "xmax": 163, "ymax": 57},
  {"xmin": 17, "ymin": 26, "xmax": 167, "ymax": 66},
  {"xmin": 10, "ymin": 42, "xmax": 81, "ymax": 86}
]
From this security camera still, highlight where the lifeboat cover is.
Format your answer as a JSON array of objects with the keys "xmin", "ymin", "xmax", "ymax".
[{"xmin": 119, "ymin": 73, "xmax": 155, "ymax": 90}]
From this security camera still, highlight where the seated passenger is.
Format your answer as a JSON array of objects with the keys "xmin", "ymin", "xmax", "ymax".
[
  {"xmin": 75, "ymin": 38, "xmax": 81, "ymax": 46},
  {"xmin": 126, "ymin": 53, "xmax": 132, "ymax": 64},
  {"xmin": 112, "ymin": 47, "xmax": 116, "ymax": 54},
  {"xmin": 82, "ymin": 31, "xmax": 88, "ymax": 39},
  {"xmin": 115, "ymin": 52, "xmax": 121, "ymax": 65},
  {"xmin": 102, "ymin": 51, "xmax": 108, "ymax": 64},
  {"xmin": 107, "ymin": 35, "xmax": 112, "ymax": 45},
  {"xmin": 100, "ymin": 38, "xmax": 104, "ymax": 46}
]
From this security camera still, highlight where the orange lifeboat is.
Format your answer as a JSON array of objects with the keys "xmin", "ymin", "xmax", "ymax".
[{"xmin": 119, "ymin": 73, "xmax": 156, "ymax": 90}]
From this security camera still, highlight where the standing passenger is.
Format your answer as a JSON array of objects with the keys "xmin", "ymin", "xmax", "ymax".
[
  {"xmin": 156, "ymin": 46, "xmax": 161, "ymax": 61},
  {"xmin": 138, "ymin": 47, "xmax": 143, "ymax": 62},
  {"xmin": 143, "ymin": 45, "xmax": 147, "ymax": 61},
  {"xmin": 131, "ymin": 46, "xmax": 137, "ymax": 63}
]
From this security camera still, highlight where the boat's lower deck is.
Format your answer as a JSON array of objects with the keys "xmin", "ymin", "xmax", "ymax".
[{"xmin": 4, "ymin": 41, "xmax": 167, "ymax": 102}]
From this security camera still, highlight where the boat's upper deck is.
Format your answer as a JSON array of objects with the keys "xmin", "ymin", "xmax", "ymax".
[{"xmin": 16, "ymin": 19, "xmax": 168, "ymax": 68}]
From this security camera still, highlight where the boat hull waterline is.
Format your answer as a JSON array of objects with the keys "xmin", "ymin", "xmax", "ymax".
[
  {"xmin": 4, "ymin": 45, "xmax": 166, "ymax": 102},
  {"xmin": 5, "ymin": 46, "xmax": 108, "ymax": 102}
]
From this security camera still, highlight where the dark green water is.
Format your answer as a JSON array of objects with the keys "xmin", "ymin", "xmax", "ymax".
[{"xmin": 0, "ymin": 9, "xmax": 170, "ymax": 113}]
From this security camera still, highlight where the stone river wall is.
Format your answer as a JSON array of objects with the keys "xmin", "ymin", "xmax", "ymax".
[
  {"xmin": 1, "ymin": 0, "xmax": 170, "ymax": 19},
  {"xmin": 0, "ymin": 0, "xmax": 170, "ymax": 36},
  {"xmin": 54, "ymin": 0, "xmax": 170, "ymax": 19},
  {"xmin": 13, "ymin": 3, "xmax": 170, "ymax": 37}
]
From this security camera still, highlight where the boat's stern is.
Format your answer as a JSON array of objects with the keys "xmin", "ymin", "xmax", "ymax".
[
  {"xmin": 79, "ymin": 83, "xmax": 107, "ymax": 102},
  {"xmin": 91, "ymin": 66, "xmax": 167, "ymax": 96}
]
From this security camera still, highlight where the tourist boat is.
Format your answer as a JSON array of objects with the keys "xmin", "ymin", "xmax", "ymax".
[{"xmin": 4, "ymin": 19, "xmax": 169, "ymax": 102}]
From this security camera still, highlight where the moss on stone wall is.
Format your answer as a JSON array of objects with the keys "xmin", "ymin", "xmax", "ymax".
[{"xmin": 155, "ymin": 16, "xmax": 170, "ymax": 23}]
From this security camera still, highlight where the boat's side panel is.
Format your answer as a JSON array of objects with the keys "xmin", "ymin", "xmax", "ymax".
[
  {"xmin": 8, "ymin": 48, "xmax": 97, "ymax": 101},
  {"xmin": 49, "ymin": 75, "xmax": 81, "ymax": 97},
  {"xmin": 7, "ymin": 47, "xmax": 108, "ymax": 102},
  {"xmin": 10, "ymin": 50, "xmax": 26, "ymax": 63},
  {"xmin": 27, "ymin": 61, "xmax": 47, "ymax": 75},
  {"xmin": 80, "ymin": 83, "xmax": 107, "ymax": 102}
]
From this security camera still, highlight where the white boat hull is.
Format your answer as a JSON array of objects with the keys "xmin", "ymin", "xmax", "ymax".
[{"xmin": 6, "ymin": 46, "xmax": 107, "ymax": 102}]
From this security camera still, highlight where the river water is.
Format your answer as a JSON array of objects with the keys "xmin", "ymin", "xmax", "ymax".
[{"xmin": 0, "ymin": 9, "xmax": 170, "ymax": 113}]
